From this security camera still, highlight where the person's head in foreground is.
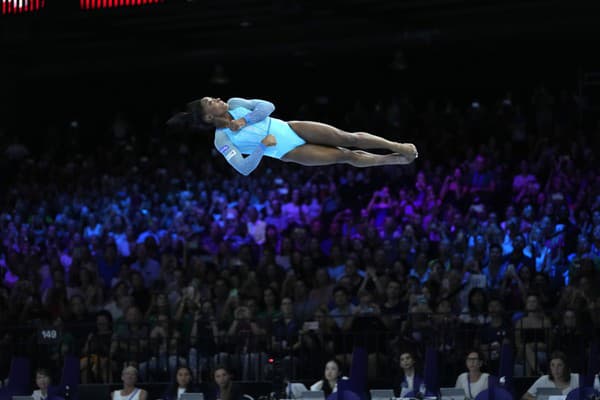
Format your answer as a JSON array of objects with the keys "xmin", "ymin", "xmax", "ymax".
[
  {"xmin": 121, "ymin": 365, "xmax": 138, "ymax": 387},
  {"xmin": 35, "ymin": 368, "xmax": 51, "ymax": 393},
  {"xmin": 548, "ymin": 351, "xmax": 570, "ymax": 382},
  {"xmin": 323, "ymin": 359, "xmax": 343, "ymax": 386},
  {"xmin": 214, "ymin": 365, "xmax": 232, "ymax": 389},
  {"xmin": 175, "ymin": 366, "xmax": 193, "ymax": 388},
  {"xmin": 399, "ymin": 352, "xmax": 416, "ymax": 374}
]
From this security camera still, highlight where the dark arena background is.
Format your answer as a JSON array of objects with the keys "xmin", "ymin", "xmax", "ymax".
[{"xmin": 1, "ymin": 1, "xmax": 600, "ymax": 400}]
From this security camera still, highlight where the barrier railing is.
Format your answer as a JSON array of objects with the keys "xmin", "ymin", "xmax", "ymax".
[{"xmin": 0, "ymin": 311, "xmax": 595, "ymax": 385}]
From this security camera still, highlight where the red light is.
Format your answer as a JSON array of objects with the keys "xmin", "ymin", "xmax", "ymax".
[
  {"xmin": 76, "ymin": 0, "xmax": 162, "ymax": 9},
  {"xmin": 1, "ymin": 0, "xmax": 45, "ymax": 14},
  {"xmin": 268, "ymin": 358, "xmax": 275, "ymax": 364}
]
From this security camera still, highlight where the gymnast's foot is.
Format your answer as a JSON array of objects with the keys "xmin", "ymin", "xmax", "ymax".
[
  {"xmin": 390, "ymin": 153, "xmax": 415, "ymax": 165},
  {"xmin": 393, "ymin": 143, "xmax": 418, "ymax": 160}
]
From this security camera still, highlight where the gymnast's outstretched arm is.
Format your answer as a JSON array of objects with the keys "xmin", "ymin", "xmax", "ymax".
[
  {"xmin": 214, "ymin": 130, "xmax": 266, "ymax": 176},
  {"xmin": 227, "ymin": 98, "xmax": 275, "ymax": 125}
]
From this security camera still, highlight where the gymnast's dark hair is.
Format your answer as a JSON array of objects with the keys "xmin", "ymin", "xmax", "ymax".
[
  {"xmin": 187, "ymin": 99, "xmax": 204, "ymax": 121},
  {"xmin": 165, "ymin": 99, "xmax": 206, "ymax": 131}
]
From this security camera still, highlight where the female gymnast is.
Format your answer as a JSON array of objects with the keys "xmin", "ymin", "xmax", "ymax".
[{"xmin": 171, "ymin": 97, "xmax": 418, "ymax": 176}]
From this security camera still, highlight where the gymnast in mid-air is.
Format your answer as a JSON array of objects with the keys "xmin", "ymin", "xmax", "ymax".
[{"xmin": 171, "ymin": 97, "xmax": 418, "ymax": 176}]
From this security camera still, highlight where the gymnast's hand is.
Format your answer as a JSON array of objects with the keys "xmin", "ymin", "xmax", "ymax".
[
  {"xmin": 228, "ymin": 118, "xmax": 247, "ymax": 131},
  {"xmin": 261, "ymin": 134, "xmax": 277, "ymax": 147}
]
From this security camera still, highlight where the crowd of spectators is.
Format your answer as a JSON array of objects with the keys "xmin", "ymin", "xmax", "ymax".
[{"xmin": 0, "ymin": 84, "xmax": 599, "ymax": 389}]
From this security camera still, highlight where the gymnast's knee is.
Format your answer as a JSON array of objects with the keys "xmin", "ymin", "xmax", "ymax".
[
  {"xmin": 341, "ymin": 150, "xmax": 361, "ymax": 166},
  {"xmin": 343, "ymin": 131, "xmax": 359, "ymax": 146}
]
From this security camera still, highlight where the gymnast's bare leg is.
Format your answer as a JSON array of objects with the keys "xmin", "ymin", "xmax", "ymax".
[
  {"xmin": 287, "ymin": 121, "xmax": 417, "ymax": 160},
  {"xmin": 281, "ymin": 144, "xmax": 412, "ymax": 167}
]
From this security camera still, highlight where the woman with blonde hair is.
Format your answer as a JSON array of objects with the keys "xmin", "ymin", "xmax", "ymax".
[{"xmin": 111, "ymin": 366, "xmax": 148, "ymax": 400}]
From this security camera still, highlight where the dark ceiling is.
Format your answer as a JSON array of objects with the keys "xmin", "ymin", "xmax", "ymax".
[
  {"xmin": 0, "ymin": 0, "xmax": 598, "ymax": 147},
  {"xmin": 1, "ymin": 0, "xmax": 599, "ymax": 121},
  {"xmin": 2, "ymin": 0, "xmax": 599, "ymax": 74}
]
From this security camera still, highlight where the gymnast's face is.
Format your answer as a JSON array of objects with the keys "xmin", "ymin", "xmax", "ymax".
[{"xmin": 200, "ymin": 97, "xmax": 228, "ymax": 121}]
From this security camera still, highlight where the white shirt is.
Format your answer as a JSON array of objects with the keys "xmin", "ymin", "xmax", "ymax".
[
  {"xmin": 32, "ymin": 389, "xmax": 48, "ymax": 400},
  {"xmin": 112, "ymin": 388, "xmax": 143, "ymax": 400},
  {"xmin": 285, "ymin": 382, "xmax": 309, "ymax": 399},
  {"xmin": 526, "ymin": 374, "xmax": 580, "ymax": 396},
  {"xmin": 247, "ymin": 219, "xmax": 267, "ymax": 245},
  {"xmin": 310, "ymin": 377, "xmax": 349, "ymax": 392},
  {"xmin": 455, "ymin": 372, "xmax": 489, "ymax": 399},
  {"xmin": 400, "ymin": 373, "xmax": 415, "ymax": 397}
]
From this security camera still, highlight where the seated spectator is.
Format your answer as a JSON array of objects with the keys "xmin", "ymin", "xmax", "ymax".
[
  {"xmin": 31, "ymin": 368, "xmax": 53, "ymax": 400},
  {"xmin": 346, "ymin": 290, "xmax": 389, "ymax": 379},
  {"xmin": 515, "ymin": 294, "xmax": 552, "ymax": 375},
  {"xmin": 130, "ymin": 244, "xmax": 161, "ymax": 288},
  {"xmin": 296, "ymin": 306, "xmax": 341, "ymax": 378},
  {"xmin": 504, "ymin": 234, "xmax": 535, "ymax": 273},
  {"xmin": 256, "ymin": 286, "xmax": 281, "ymax": 332},
  {"xmin": 499, "ymin": 264, "xmax": 527, "ymax": 312},
  {"xmin": 481, "ymin": 244, "xmax": 507, "ymax": 290},
  {"xmin": 309, "ymin": 359, "xmax": 348, "ymax": 397},
  {"xmin": 224, "ymin": 302, "xmax": 268, "ymax": 380},
  {"xmin": 458, "ymin": 288, "xmax": 488, "ymax": 351},
  {"xmin": 110, "ymin": 305, "xmax": 150, "ymax": 374},
  {"xmin": 292, "ymin": 279, "xmax": 319, "ymax": 324},
  {"xmin": 130, "ymin": 271, "xmax": 151, "ymax": 314},
  {"xmin": 159, "ymin": 366, "xmax": 201, "ymax": 400},
  {"xmin": 380, "ymin": 279, "xmax": 407, "ymax": 331},
  {"xmin": 550, "ymin": 309, "xmax": 587, "ymax": 373},
  {"xmin": 189, "ymin": 300, "xmax": 220, "ymax": 381},
  {"xmin": 479, "ymin": 299, "xmax": 512, "ymax": 372},
  {"xmin": 63, "ymin": 294, "xmax": 94, "ymax": 351},
  {"xmin": 139, "ymin": 313, "xmax": 186, "ymax": 382},
  {"xmin": 208, "ymin": 365, "xmax": 243, "ymax": 400},
  {"xmin": 395, "ymin": 351, "xmax": 424, "ymax": 397},
  {"xmin": 455, "ymin": 350, "xmax": 489, "ymax": 400},
  {"xmin": 272, "ymin": 297, "xmax": 300, "ymax": 355},
  {"xmin": 467, "ymin": 155, "xmax": 496, "ymax": 204},
  {"xmin": 111, "ymin": 366, "xmax": 148, "ymax": 400},
  {"xmin": 521, "ymin": 351, "xmax": 580, "ymax": 400},
  {"xmin": 347, "ymin": 289, "xmax": 387, "ymax": 340},
  {"xmin": 512, "ymin": 160, "xmax": 537, "ymax": 194},
  {"xmin": 440, "ymin": 167, "xmax": 466, "ymax": 209},
  {"xmin": 80, "ymin": 310, "xmax": 114, "ymax": 383},
  {"xmin": 400, "ymin": 301, "xmax": 433, "ymax": 357},
  {"xmin": 309, "ymin": 268, "xmax": 334, "ymax": 309}
]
